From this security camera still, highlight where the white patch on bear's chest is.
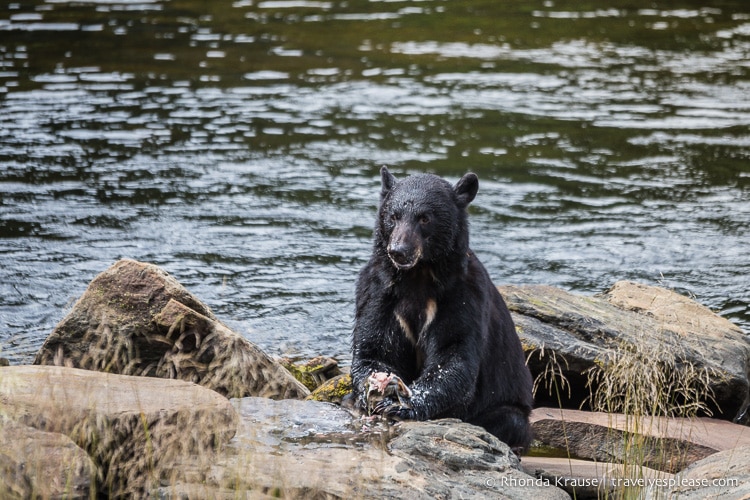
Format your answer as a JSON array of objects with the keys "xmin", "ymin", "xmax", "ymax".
[{"xmin": 395, "ymin": 298, "xmax": 437, "ymax": 347}]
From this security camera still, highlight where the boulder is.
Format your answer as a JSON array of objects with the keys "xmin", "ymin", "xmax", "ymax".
[
  {"xmin": 0, "ymin": 365, "xmax": 238, "ymax": 497},
  {"xmin": 157, "ymin": 397, "xmax": 571, "ymax": 499},
  {"xmin": 34, "ymin": 258, "xmax": 309, "ymax": 400},
  {"xmin": 0, "ymin": 415, "xmax": 95, "ymax": 499},
  {"xmin": 501, "ymin": 282, "xmax": 750, "ymax": 422},
  {"xmin": 605, "ymin": 280, "xmax": 750, "ymax": 425},
  {"xmin": 669, "ymin": 445, "xmax": 750, "ymax": 499}
]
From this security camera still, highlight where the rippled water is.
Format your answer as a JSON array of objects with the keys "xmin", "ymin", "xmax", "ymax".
[{"xmin": 1, "ymin": 0, "xmax": 749, "ymax": 365}]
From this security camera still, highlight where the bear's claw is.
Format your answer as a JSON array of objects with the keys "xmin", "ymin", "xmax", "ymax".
[
  {"xmin": 382, "ymin": 404, "xmax": 417, "ymax": 421},
  {"xmin": 371, "ymin": 397, "xmax": 396, "ymax": 415}
]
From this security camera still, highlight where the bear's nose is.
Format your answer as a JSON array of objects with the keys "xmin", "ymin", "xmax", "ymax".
[
  {"xmin": 387, "ymin": 242, "xmax": 418, "ymax": 270},
  {"xmin": 388, "ymin": 244, "xmax": 408, "ymax": 263}
]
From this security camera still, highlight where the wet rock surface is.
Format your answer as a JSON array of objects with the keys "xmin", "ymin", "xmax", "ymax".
[
  {"xmin": 0, "ymin": 363, "xmax": 570, "ymax": 498},
  {"xmin": 159, "ymin": 397, "xmax": 570, "ymax": 499}
]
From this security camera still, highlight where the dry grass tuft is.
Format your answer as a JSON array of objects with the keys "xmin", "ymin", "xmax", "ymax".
[{"xmin": 583, "ymin": 331, "xmax": 719, "ymax": 498}]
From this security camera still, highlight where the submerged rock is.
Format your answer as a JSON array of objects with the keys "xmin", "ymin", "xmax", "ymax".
[
  {"xmin": 501, "ymin": 281, "xmax": 750, "ymax": 422},
  {"xmin": 34, "ymin": 259, "xmax": 309, "ymax": 400}
]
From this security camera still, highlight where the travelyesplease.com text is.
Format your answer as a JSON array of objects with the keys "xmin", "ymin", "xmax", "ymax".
[{"xmin": 486, "ymin": 475, "xmax": 739, "ymax": 489}]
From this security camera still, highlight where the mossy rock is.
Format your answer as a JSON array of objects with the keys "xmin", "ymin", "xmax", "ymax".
[
  {"xmin": 306, "ymin": 374, "xmax": 353, "ymax": 404},
  {"xmin": 279, "ymin": 356, "xmax": 341, "ymax": 392}
]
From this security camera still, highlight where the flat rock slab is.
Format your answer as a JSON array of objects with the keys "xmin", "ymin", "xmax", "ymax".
[
  {"xmin": 603, "ymin": 281, "xmax": 746, "ymax": 341},
  {"xmin": 526, "ymin": 407, "xmax": 750, "ymax": 498},
  {"xmin": 532, "ymin": 408, "xmax": 750, "ymax": 453},
  {"xmin": 531, "ymin": 408, "xmax": 750, "ymax": 473},
  {"xmin": 0, "ymin": 365, "xmax": 238, "ymax": 497},
  {"xmin": 158, "ymin": 397, "xmax": 571, "ymax": 499},
  {"xmin": 500, "ymin": 282, "xmax": 750, "ymax": 421},
  {"xmin": 34, "ymin": 258, "xmax": 308, "ymax": 400},
  {"xmin": 531, "ymin": 407, "xmax": 750, "ymax": 474},
  {"xmin": 0, "ymin": 415, "xmax": 95, "ymax": 499}
]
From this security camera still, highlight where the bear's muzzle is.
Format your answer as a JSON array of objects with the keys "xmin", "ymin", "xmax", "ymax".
[{"xmin": 387, "ymin": 228, "xmax": 422, "ymax": 270}]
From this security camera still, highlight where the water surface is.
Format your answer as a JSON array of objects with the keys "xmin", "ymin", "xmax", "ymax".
[{"xmin": 1, "ymin": 0, "xmax": 749, "ymax": 365}]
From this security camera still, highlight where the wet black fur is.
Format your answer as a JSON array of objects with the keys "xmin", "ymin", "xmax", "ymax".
[{"xmin": 351, "ymin": 167, "xmax": 533, "ymax": 451}]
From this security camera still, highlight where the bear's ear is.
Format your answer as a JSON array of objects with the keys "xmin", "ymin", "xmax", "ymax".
[
  {"xmin": 380, "ymin": 166, "xmax": 397, "ymax": 199},
  {"xmin": 454, "ymin": 172, "xmax": 478, "ymax": 208}
]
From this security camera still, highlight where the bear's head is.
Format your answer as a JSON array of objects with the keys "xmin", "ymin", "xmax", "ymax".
[{"xmin": 377, "ymin": 166, "xmax": 478, "ymax": 271}]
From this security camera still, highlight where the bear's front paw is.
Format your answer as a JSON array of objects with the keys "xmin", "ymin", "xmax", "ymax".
[
  {"xmin": 365, "ymin": 372, "xmax": 413, "ymax": 415},
  {"xmin": 382, "ymin": 404, "xmax": 417, "ymax": 421},
  {"xmin": 371, "ymin": 396, "xmax": 396, "ymax": 415},
  {"xmin": 371, "ymin": 397, "xmax": 418, "ymax": 421}
]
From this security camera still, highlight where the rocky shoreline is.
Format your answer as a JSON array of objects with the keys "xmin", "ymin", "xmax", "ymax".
[{"xmin": 1, "ymin": 258, "xmax": 749, "ymax": 498}]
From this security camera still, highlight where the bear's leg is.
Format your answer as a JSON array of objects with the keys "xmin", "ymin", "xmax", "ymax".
[{"xmin": 472, "ymin": 405, "xmax": 532, "ymax": 455}]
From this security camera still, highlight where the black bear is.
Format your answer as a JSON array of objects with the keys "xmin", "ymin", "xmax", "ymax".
[{"xmin": 351, "ymin": 166, "xmax": 533, "ymax": 452}]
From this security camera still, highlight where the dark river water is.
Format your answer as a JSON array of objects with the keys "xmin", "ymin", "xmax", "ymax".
[{"xmin": 1, "ymin": 0, "xmax": 749, "ymax": 365}]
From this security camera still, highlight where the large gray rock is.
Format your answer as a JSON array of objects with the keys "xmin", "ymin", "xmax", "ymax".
[
  {"xmin": 501, "ymin": 282, "xmax": 750, "ymax": 422},
  {"xmin": 0, "ymin": 415, "xmax": 95, "ymax": 499},
  {"xmin": 34, "ymin": 258, "xmax": 308, "ymax": 400},
  {"xmin": 6, "ymin": 376, "xmax": 524, "ymax": 499},
  {"xmin": 158, "ymin": 397, "xmax": 571, "ymax": 499},
  {"xmin": 0, "ymin": 365, "xmax": 238, "ymax": 497},
  {"xmin": 669, "ymin": 445, "xmax": 750, "ymax": 499}
]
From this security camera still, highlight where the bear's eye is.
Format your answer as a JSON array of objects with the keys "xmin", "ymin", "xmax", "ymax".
[
  {"xmin": 419, "ymin": 214, "xmax": 430, "ymax": 225},
  {"xmin": 390, "ymin": 213, "xmax": 401, "ymax": 222}
]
